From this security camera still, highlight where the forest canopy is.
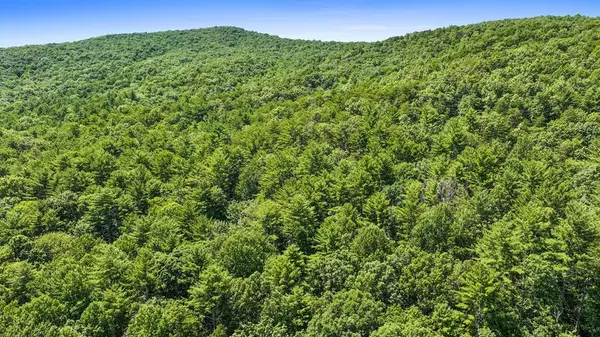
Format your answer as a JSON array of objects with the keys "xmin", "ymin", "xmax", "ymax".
[{"xmin": 1, "ymin": 15, "xmax": 600, "ymax": 336}]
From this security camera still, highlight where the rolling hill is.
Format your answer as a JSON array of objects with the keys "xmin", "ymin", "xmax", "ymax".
[{"xmin": 1, "ymin": 16, "xmax": 600, "ymax": 337}]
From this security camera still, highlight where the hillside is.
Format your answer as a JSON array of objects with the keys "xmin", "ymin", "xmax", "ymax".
[{"xmin": 1, "ymin": 16, "xmax": 600, "ymax": 336}]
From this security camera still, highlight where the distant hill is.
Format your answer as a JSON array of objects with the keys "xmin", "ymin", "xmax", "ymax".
[{"xmin": 1, "ymin": 16, "xmax": 600, "ymax": 337}]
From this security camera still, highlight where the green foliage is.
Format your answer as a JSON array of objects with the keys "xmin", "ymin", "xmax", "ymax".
[
  {"xmin": 217, "ymin": 226, "xmax": 274, "ymax": 278},
  {"xmin": 126, "ymin": 299, "xmax": 202, "ymax": 337},
  {"xmin": 305, "ymin": 289, "xmax": 383, "ymax": 337},
  {"xmin": 1, "ymin": 17, "xmax": 600, "ymax": 336}
]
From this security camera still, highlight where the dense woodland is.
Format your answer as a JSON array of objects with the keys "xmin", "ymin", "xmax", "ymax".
[{"xmin": 1, "ymin": 15, "xmax": 600, "ymax": 336}]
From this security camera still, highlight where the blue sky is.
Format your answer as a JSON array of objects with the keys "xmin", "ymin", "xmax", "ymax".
[{"xmin": 1, "ymin": 0, "xmax": 600, "ymax": 47}]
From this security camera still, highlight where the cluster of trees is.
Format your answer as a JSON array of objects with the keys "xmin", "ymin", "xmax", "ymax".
[{"xmin": 1, "ymin": 15, "xmax": 600, "ymax": 336}]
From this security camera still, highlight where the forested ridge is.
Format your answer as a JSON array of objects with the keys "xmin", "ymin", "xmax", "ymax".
[{"xmin": 1, "ymin": 15, "xmax": 600, "ymax": 336}]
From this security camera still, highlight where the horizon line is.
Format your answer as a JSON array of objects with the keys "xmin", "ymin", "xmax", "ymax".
[{"xmin": 0, "ymin": 14, "xmax": 595, "ymax": 49}]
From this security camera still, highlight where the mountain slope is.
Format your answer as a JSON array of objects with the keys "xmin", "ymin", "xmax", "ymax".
[{"xmin": 1, "ymin": 16, "xmax": 600, "ymax": 337}]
